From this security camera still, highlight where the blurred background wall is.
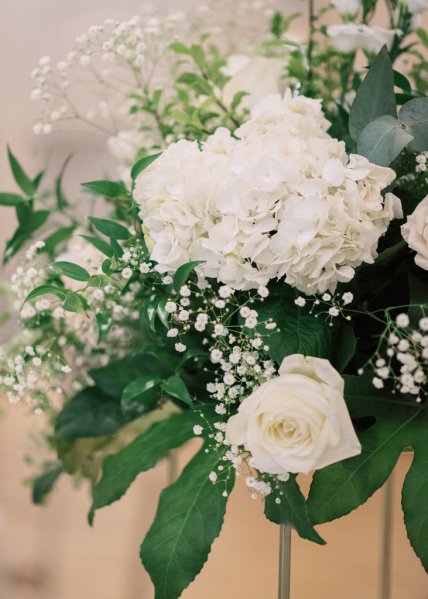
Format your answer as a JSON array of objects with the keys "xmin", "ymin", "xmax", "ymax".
[{"xmin": 0, "ymin": 2, "xmax": 427, "ymax": 598}]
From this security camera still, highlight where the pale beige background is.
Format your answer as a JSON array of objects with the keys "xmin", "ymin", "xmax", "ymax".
[{"xmin": 0, "ymin": 2, "xmax": 427, "ymax": 598}]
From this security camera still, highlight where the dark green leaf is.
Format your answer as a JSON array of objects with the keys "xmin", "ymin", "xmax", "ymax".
[
  {"xmin": 393, "ymin": 70, "xmax": 412, "ymax": 92},
  {"xmin": 55, "ymin": 386, "xmax": 129, "ymax": 439},
  {"xmin": 32, "ymin": 463, "xmax": 63, "ymax": 505},
  {"xmin": 141, "ymin": 446, "xmax": 234, "ymax": 599},
  {"xmin": 82, "ymin": 180, "xmax": 128, "ymax": 198},
  {"xmin": 173, "ymin": 261, "xmax": 204, "ymax": 292},
  {"xmin": 51, "ymin": 261, "xmax": 90, "ymax": 282},
  {"xmin": 7, "ymin": 146, "xmax": 36, "ymax": 196},
  {"xmin": 89, "ymin": 411, "xmax": 198, "ymax": 523},
  {"xmin": 121, "ymin": 375, "xmax": 162, "ymax": 414},
  {"xmin": 162, "ymin": 375, "xmax": 193, "ymax": 407},
  {"xmin": 265, "ymin": 475, "xmax": 325, "ymax": 544},
  {"xmin": 88, "ymin": 217, "xmax": 131, "ymax": 240},
  {"xmin": 349, "ymin": 47, "xmax": 396, "ymax": 141},
  {"xmin": 131, "ymin": 153, "xmax": 162, "ymax": 180},
  {"xmin": 0, "ymin": 192, "xmax": 26, "ymax": 206},
  {"xmin": 357, "ymin": 115, "xmax": 413, "ymax": 166}
]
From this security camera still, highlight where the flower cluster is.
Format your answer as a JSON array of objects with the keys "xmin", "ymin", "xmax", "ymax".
[
  {"xmin": 135, "ymin": 92, "xmax": 401, "ymax": 294},
  {"xmin": 365, "ymin": 312, "xmax": 428, "ymax": 402}
]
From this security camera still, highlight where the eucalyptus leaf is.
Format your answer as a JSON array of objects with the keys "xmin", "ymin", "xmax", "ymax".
[
  {"xmin": 131, "ymin": 152, "xmax": 162, "ymax": 180},
  {"xmin": 80, "ymin": 234, "xmax": 114, "ymax": 258},
  {"xmin": 398, "ymin": 97, "xmax": 428, "ymax": 151},
  {"xmin": 349, "ymin": 47, "xmax": 396, "ymax": 141},
  {"xmin": 357, "ymin": 115, "xmax": 413, "ymax": 166},
  {"xmin": 82, "ymin": 180, "xmax": 128, "ymax": 198},
  {"xmin": 88, "ymin": 217, "xmax": 131, "ymax": 240}
]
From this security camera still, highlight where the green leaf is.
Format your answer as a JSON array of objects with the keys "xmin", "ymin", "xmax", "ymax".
[
  {"xmin": 330, "ymin": 325, "xmax": 357, "ymax": 373},
  {"xmin": 162, "ymin": 375, "xmax": 193, "ymax": 407},
  {"xmin": 62, "ymin": 292, "xmax": 89, "ymax": 314},
  {"xmin": 131, "ymin": 152, "xmax": 162, "ymax": 180},
  {"xmin": 357, "ymin": 115, "xmax": 413, "ymax": 166},
  {"xmin": 51, "ymin": 261, "xmax": 90, "ymax": 282},
  {"xmin": 32, "ymin": 463, "xmax": 63, "ymax": 505},
  {"xmin": 307, "ymin": 407, "xmax": 421, "ymax": 524},
  {"xmin": 89, "ymin": 412, "xmax": 198, "ymax": 523},
  {"xmin": 141, "ymin": 446, "xmax": 234, "ymax": 599},
  {"xmin": 42, "ymin": 226, "xmax": 75, "ymax": 255},
  {"xmin": 23, "ymin": 284, "xmax": 66, "ymax": 305},
  {"xmin": 55, "ymin": 386, "xmax": 129, "ymax": 439},
  {"xmin": 82, "ymin": 180, "xmax": 128, "ymax": 198},
  {"xmin": 349, "ymin": 47, "xmax": 396, "ymax": 142},
  {"xmin": 55, "ymin": 154, "xmax": 73, "ymax": 209},
  {"xmin": 402, "ymin": 446, "xmax": 428, "ymax": 573},
  {"xmin": 0, "ymin": 192, "xmax": 26, "ymax": 206},
  {"xmin": 173, "ymin": 261, "xmax": 204, "ymax": 292},
  {"xmin": 393, "ymin": 70, "xmax": 412, "ymax": 92},
  {"xmin": 231, "ymin": 91, "xmax": 249, "ymax": 112},
  {"xmin": 169, "ymin": 42, "xmax": 191, "ymax": 55},
  {"xmin": 265, "ymin": 475, "xmax": 325, "ymax": 544},
  {"xmin": 256, "ymin": 287, "xmax": 335, "ymax": 365},
  {"xmin": 7, "ymin": 146, "xmax": 36, "ymax": 196},
  {"xmin": 88, "ymin": 217, "xmax": 131, "ymax": 240},
  {"xmin": 89, "ymin": 352, "xmax": 175, "ymax": 400},
  {"xmin": 398, "ymin": 97, "xmax": 428, "ymax": 152},
  {"xmin": 80, "ymin": 234, "xmax": 114, "ymax": 258},
  {"xmin": 121, "ymin": 375, "xmax": 162, "ymax": 414}
]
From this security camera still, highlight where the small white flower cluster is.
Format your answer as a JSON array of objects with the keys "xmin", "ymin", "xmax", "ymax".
[
  {"xmin": 416, "ymin": 152, "xmax": 428, "ymax": 174},
  {"xmin": 365, "ymin": 312, "xmax": 428, "ymax": 402},
  {"xmin": 294, "ymin": 290, "xmax": 354, "ymax": 325},
  {"xmin": 136, "ymin": 91, "xmax": 401, "ymax": 295}
]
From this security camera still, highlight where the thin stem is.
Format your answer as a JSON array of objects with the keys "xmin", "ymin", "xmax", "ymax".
[
  {"xmin": 307, "ymin": 0, "xmax": 316, "ymax": 86},
  {"xmin": 278, "ymin": 525, "xmax": 292, "ymax": 599}
]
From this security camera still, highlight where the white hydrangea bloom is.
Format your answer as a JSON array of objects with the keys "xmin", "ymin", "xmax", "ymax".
[{"xmin": 135, "ymin": 91, "xmax": 401, "ymax": 294}]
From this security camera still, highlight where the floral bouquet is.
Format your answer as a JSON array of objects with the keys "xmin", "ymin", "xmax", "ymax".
[{"xmin": 1, "ymin": 0, "xmax": 428, "ymax": 596}]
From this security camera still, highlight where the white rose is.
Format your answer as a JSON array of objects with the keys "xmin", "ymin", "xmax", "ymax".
[
  {"xmin": 222, "ymin": 54, "xmax": 286, "ymax": 110},
  {"xmin": 225, "ymin": 354, "xmax": 361, "ymax": 475},
  {"xmin": 331, "ymin": 0, "xmax": 361, "ymax": 16},
  {"xmin": 401, "ymin": 195, "xmax": 428, "ymax": 270}
]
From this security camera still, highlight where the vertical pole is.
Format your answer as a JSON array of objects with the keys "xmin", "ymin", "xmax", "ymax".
[
  {"xmin": 278, "ymin": 525, "xmax": 292, "ymax": 599},
  {"xmin": 380, "ymin": 474, "xmax": 394, "ymax": 599}
]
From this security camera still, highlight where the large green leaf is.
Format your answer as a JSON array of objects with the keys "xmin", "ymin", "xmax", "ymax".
[
  {"xmin": 55, "ymin": 387, "xmax": 129, "ymax": 439},
  {"xmin": 307, "ymin": 406, "xmax": 421, "ymax": 524},
  {"xmin": 256, "ymin": 286, "xmax": 335, "ymax": 365},
  {"xmin": 399, "ymin": 97, "xmax": 428, "ymax": 152},
  {"xmin": 402, "ymin": 434, "xmax": 428, "ymax": 573},
  {"xmin": 265, "ymin": 475, "xmax": 325, "ymax": 544},
  {"xmin": 357, "ymin": 115, "xmax": 413, "ymax": 166},
  {"xmin": 141, "ymin": 446, "xmax": 234, "ymax": 599},
  {"xmin": 349, "ymin": 47, "xmax": 396, "ymax": 142},
  {"xmin": 89, "ymin": 411, "xmax": 197, "ymax": 523}
]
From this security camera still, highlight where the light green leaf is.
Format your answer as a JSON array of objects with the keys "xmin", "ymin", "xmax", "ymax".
[
  {"xmin": 88, "ymin": 217, "xmax": 131, "ymax": 240},
  {"xmin": 82, "ymin": 180, "xmax": 128, "ymax": 198},
  {"xmin": 162, "ymin": 376, "xmax": 193, "ymax": 407},
  {"xmin": 0, "ymin": 192, "xmax": 26, "ymax": 206},
  {"xmin": 80, "ymin": 234, "xmax": 114, "ymax": 258},
  {"xmin": 398, "ymin": 97, "xmax": 428, "ymax": 151},
  {"xmin": 141, "ymin": 446, "xmax": 234, "ymax": 599},
  {"xmin": 349, "ymin": 47, "xmax": 396, "ymax": 141},
  {"xmin": 131, "ymin": 152, "xmax": 162, "ymax": 180},
  {"xmin": 42, "ymin": 226, "xmax": 76, "ymax": 255},
  {"xmin": 51, "ymin": 261, "xmax": 90, "ymax": 282},
  {"xmin": 265, "ymin": 475, "xmax": 325, "ymax": 544},
  {"xmin": 89, "ymin": 412, "xmax": 198, "ymax": 523},
  {"xmin": 357, "ymin": 115, "xmax": 413, "ymax": 166},
  {"xmin": 173, "ymin": 261, "xmax": 204, "ymax": 292},
  {"xmin": 7, "ymin": 146, "xmax": 36, "ymax": 196},
  {"xmin": 23, "ymin": 284, "xmax": 66, "ymax": 305}
]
